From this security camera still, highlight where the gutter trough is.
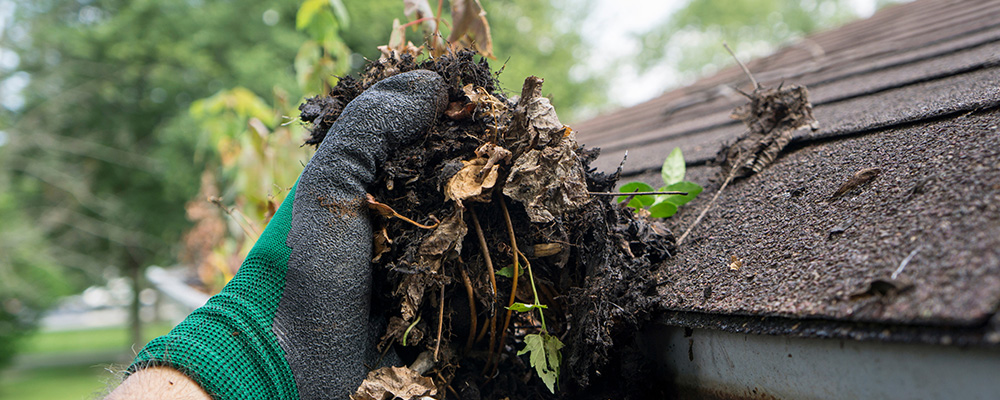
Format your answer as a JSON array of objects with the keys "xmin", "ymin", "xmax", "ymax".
[{"xmin": 642, "ymin": 324, "xmax": 1000, "ymax": 399}]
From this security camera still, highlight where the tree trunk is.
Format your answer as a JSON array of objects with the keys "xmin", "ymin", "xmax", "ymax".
[{"xmin": 129, "ymin": 261, "xmax": 143, "ymax": 353}]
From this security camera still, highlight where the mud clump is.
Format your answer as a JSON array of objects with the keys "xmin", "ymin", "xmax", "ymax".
[{"xmin": 300, "ymin": 51, "xmax": 674, "ymax": 399}]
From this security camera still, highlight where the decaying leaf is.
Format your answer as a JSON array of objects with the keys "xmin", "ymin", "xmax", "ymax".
[
  {"xmin": 448, "ymin": 0, "xmax": 494, "ymax": 58},
  {"xmin": 350, "ymin": 366, "xmax": 437, "ymax": 400},
  {"xmin": 507, "ymin": 76, "xmax": 563, "ymax": 149},
  {"xmin": 829, "ymin": 167, "xmax": 882, "ymax": 200},
  {"xmin": 517, "ymin": 333, "xmax": 564, "ymax": 394},
  {"xmin": 378, "ymin": 18, "xmax": 424, "ymax": 62},
  {"xmin": 503, "ymin": 132, "xmax": 590, "ymax": 223},
  {"xmin": 397, "ymin": 209, "xmax": 467, "ymax": 321},
  {"xmin": 444, "ymin": 157, "xmax": 500, "ymax": 204},
  {"xmin": 720, "ymin": 84, "xmax": 820, "ymax": 179},
  {"xmin": 502, "ymin": 76, "xmax": 589, "ymax": 223},
  {"xmin": 373, "ymin": 225, "xmax": 392, "ymax": 262},
  {"xmin": 462, "ymin": 84, "xmax": 508, "ymax": 123}
]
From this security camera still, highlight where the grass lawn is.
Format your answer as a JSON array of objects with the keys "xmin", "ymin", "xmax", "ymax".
[
  {"xmin": 0, "ymin": 323, "xmax": 175, "ymax": 400},
  {"xmin": 0, "ymin": 364, "xmax": 117, "ymax": 400},
  {"xmin": 23, "ymin": 322, "xmax": 174, "ymax": 355}
]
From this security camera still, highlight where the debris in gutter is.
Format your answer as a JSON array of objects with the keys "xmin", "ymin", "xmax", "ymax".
[
  {"xmin": 678, "ymin": 43, "xmax": 820, "ymax": 245},
  {"xmin": 301, "ymin": 51, "xmax": 678, "ymax": 397}
]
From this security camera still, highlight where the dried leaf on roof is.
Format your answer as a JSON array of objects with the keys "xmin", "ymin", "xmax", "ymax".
[{"xmin": 720, "ymin": 84, "xmax": 820, "ymax": 179}]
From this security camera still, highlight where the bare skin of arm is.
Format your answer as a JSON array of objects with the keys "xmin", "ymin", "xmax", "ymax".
[{"xmin": 105, "ymin": 367, "xmax": 212, "ymax": 400}]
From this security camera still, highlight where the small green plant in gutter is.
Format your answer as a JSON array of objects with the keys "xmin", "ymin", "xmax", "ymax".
[
  {"xmin": 506, "ymin": 253, "xmax": 563, "ymax": 393},
  {"xmin": 617, "ymin": 147, "xmax": 703, "ymax": 218}
]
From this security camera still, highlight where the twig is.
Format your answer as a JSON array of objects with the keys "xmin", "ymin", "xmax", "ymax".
[
  {"xmin": 678, "ymin": 169, "xmax": 738, "ymax": 246},
  {"xmin": 892, "ymin": 245, "xmax": 923, "ymax": 280},
  {"xmin": 460, "ymin": 266, "xmax": 478, "ymax": 354},
  {"xmin": 367, "ymin": 194, "xmax": 440, "ymax": 229},
  {"xmin": 209, "ymin": 197, "xmax": 260, "ymax": 241},
  {"xmin": 490, "ymin": 196, "xmax": 520, "ymax": 375},
  {"xmin": 434, "ymin": 282, "xmax": 445, "ymax": 362},
  {"xmin": 589, "ymin": 191, "xmax": 688, "ymax": 196},
  {"xmin": 724, "ymin": 42, "xmax": 760, "ymax": 90},
  {"xmin": 470, "ymin": 207, "xmax": 497, "ymax": 299},
  {"xmin": 469, "ymin": 207, "xmax": 497, "ymax": 351}
]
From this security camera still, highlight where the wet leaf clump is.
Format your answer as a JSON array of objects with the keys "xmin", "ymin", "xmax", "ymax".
[{"xmin": 300, "ymin": 51, "xmax": 674, "ymax": 399}]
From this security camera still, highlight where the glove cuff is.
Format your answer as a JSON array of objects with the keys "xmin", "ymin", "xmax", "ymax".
[{"xmin": 129, "ymin": 184, "xmax": 299, "ymax": 400}]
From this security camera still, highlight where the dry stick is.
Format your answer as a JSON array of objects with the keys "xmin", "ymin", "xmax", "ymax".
[
  {"xmin": 677, "ymin": 169, "xmax": 738, "ymax": 246},
  {"xmin": 724, "ymin": 41, "xmax": 760, "ymax": 90},
  {"xmin": 209, "ymin": 197, "xmax": 260, "ymax": 241},
  {"xmin": 469, "ymin": 208, "xmax": 497, "ymax": 347},
  {"xmin": 434, "ymin": 282, "xmax": 445, "ymax": 362},
  {"xmin": 460, "ymin": 266, "xmax": 478, "ymax": 354},
  {"xmin": 679, "ymin": 44, "xmax": 762, "ymax": 246},
  {"xmin": 490, "ymin": 197, "xmax": 521, "ymax": 376}
]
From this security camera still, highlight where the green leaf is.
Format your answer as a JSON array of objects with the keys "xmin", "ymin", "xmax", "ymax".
[
  {"xmin": 517, "ymin": 333, "xmax": 564, "ymax": 393},
  {"xmin": 508, "ymin": 302, "xmax": 548, "ymax": 312},
  {"xmin": 648, "ymin": 200, "xmax": 678, "ymax": 218},
  {"xmin": 660, "ymin": 181, "xmax": 704, "ymax": 207},
  {"xmin": 616, "ymin": 182, "xmax": 655, "ymax": 209},
  {"xmin": 296, "ymin": 0, "xmax": 326, "ymax": 30},
  {"xmin": 328, "ymin": 0, "xmax": 350, "ymax": 29},
  {"xmin": 661, "ymin": 147, "xmax": 686, "ymax": 186},
  {"xmin": 495, "ymin": 265, "xmax": 523, "ymax": 278}
]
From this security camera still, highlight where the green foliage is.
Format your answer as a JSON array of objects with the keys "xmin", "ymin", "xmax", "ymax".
[
  {"xmin": 517, "ymin": 332, "xmax": 564, "ymax": 393},
  {"xmin": 296, "ymin": 0, "xmax": 351, "ymax": 94},
  {"xmin": 494, "ymin": 264, "xmax": 523, "ymax": 278},
  {"xmin": 617, "ymin": 147, "xmax": 703, "ymax": 218},
  {"xmin": 661, "ymin": 147, "xmax": 686, "ymax": 185},
  {"xmin": 507, "ymin": 302, "xmax": 547, "ymax": 312}
]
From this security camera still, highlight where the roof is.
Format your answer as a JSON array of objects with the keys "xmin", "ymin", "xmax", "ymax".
[{"xmin": 574, "ymin": 0, "xmax": 1000, "ymax": 343}]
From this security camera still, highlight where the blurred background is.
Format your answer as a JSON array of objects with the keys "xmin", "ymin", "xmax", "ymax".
[{"xmin": 0, "ymin": 0, "xmax": 905, "ymax": 398}]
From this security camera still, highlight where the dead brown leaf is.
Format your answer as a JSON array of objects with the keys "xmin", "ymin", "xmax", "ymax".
[
  {"xmin": 378, "ymin": 18, "xmax": 424, "ymax": 62},
  {"xmin": 448, "ymin": 0, "xmax": 494, "ymax": 59},
  {"xmin": 444, "ymin": 157, "xmax": 500, "ymax": 204},
  {"xmin": 373, "ymin": 225, "xmax": 393, "ymax": 262},
  {"xmin": 350, "ymin": 366, "xmax": 437, "ymax": 400},
  {"xmin": 397, "ymin": 209, "xmax": 467, "ymax": 321},
  {"xmin": 503, "ymin": 131, "xmax": 590, "ymax": 223}
]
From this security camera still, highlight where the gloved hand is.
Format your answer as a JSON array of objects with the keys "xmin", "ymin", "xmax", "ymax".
[{"xmin": 129, "ymin": 70, "xmax": 447, "ymax": 400}]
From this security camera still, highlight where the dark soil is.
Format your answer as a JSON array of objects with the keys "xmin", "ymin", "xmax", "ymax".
[{"xmin": 300, "ymin": 51, "xmax": 674, "ymax": 399}]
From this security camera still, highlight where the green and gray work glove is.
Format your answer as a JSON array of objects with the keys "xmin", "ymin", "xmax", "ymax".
[{"xmin": 130, "ymin": 70, "xmax": 447, "ymax": 399}]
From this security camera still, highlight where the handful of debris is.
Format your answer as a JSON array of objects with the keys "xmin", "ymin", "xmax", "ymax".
[{"xmin": 299, "ymin": 51, "xmax": 674, "ymax": 399}]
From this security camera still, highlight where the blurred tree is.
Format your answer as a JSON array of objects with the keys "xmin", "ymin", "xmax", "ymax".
[
  {"xmin": 637, "ymin": 0, "xmax": 861, "ymax": 81},
  {"xmin": 0, "ymin": 0, "xmax": 307, "ymax": 353}
]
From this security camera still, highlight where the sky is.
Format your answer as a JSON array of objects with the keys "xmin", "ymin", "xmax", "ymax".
[{"xmin": 582, "ymin": 0, "xmax": 884, "ymax": 108}]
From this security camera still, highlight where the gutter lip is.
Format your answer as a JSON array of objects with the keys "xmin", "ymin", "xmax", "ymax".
[{"xmin": 652, "ymin": 309, "xmax": 1000, "ymax": 347}]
